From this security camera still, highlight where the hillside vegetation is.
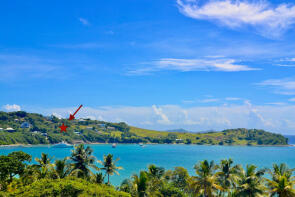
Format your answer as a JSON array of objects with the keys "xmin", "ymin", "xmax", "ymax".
[{"xmin": 0, "ymin": 111, "xmax": 288, "ymax": 145}]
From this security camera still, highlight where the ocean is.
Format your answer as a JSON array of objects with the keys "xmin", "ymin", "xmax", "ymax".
[{"xmin": 1, "ymin": 144, "xmax": 295, "ymax": 185}]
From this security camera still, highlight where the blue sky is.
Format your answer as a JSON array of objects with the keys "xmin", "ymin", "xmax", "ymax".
[{"xmin": 2, "ymin": 0, "xmax": 295, "ymax": 134}]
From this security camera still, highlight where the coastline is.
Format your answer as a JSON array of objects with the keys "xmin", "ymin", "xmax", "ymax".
[{"xmin": 0, "ymin": 142, "xmax": 293, "ymax": 148}]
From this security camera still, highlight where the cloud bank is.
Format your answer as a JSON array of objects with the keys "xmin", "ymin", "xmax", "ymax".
[{"xmin": 35, "ymin": 103, "xmax": 295, "ymax": 134}]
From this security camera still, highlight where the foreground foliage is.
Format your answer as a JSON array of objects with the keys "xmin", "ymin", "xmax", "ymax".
[{"xmin": 0, "ymin": 144, "xmax": 294, "ymax": 196}]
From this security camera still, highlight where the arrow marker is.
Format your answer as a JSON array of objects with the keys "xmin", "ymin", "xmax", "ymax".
[{"xmin": 69, "ymin": 104, "xmax": 83, "ymax": 120}]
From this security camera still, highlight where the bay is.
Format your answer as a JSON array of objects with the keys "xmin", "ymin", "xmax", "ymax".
[{"xmin": 1, "ymin": 144, "xmax": 295, "ymax": 185}]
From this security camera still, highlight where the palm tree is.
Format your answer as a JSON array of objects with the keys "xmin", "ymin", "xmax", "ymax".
[
  {"xmin": 54, "ymin": 158, "xmax": 72, "ymax": 179},
  {"xmin": 190, "ymin": 160, "xmax": 223, "ymax": 197},
  {"xmin": 132, "ymin": 171, "xmax": 149, "ymax": 197},
  {"xmin": 98, "ymin": 154, "xmax": 122, "ymax": 185},
  {"xmin": 120, "ymin": 178, "xmax": 135, "ymax": 195},
  {"xmin": 266, "ymin": 163, "xmax": 295, "ymax": 197},
  {"xmin": 69, "ymin": 144, "xmax": 98, "ymax": 179},
  {"xmin": 216, "ymin": 158, "xmax": 241, "ymax": 194},
  {"xmin": 235, "ymin": 164, "xmax": 266, "ymax": 197},
  {"xmin": 146, "ymin": 164, "xmax": 165, "ymax": 195},
  {"xmin": 34, "ymin": 153, "xmax": 54, "ymax": 178},
  {"xmin": 94, "ymin": 172, "xmax": 105, "ymax": 184}
]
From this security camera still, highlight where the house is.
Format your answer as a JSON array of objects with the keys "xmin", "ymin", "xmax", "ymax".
[
  {"xmin": 98, "ymin": 123, "xmax": 106, "ymax": 128},
  {"xmin": 21, "ymin": 122, "xmax": 31, "ymax": 128},
  {"xmin": 6, "ymin": 128, "xmax": 16, "ymax": 132},
  {"xmin": 41, "ymin": 133, "xmax": 48, "ymax": 136},
  {"xmin": 74, "ymin": 131, "xmax": 81, "ymax": 135},
  {"xmin": 32, "ymin": 131, "xmax": 40, "ymax": 135},
  {"xmin": 107, "ymin": 126, "xmax": 115, "ymax": 131},
  {"xmin": 0, "ymin": 128, "xmax": 3, "ymax": 131}
]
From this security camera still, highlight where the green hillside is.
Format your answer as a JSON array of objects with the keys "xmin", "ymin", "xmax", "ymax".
[{"xmin": 0, "ymin": 111, "xmax": 288, "ymax": 146}]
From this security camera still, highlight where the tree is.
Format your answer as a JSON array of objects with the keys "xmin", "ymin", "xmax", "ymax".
[
  {"xmin": 266, "ymin": 163, "xmax": 295, "ymax": 197},
  {"xmin": 94, "ymin": 172, "xmax": 105, "ymax": 184},
  {"xmin": 236, "ymin": 164, "xmax": 266, "ymax": 197},
  {"xmin": 34, "ymin": 153, "xmax": 53, "ymax": 178},
  {"xmin": 54, "ymin": 158, "xmax": 72, "ymax": 179},
  {"xmin": 216, "ymin": 158, "xmax": 241, "ymax": 195},
  {"xmin": 171, "ymin": 167, "xmax": 190, "ymax": 191},
  {"xmin": 146, "ymin": 164, "xmax": 165, "ymax": 194},
  {"xmin": 69, "ymin": 144, "xmax": 98, "ymax": 179},
  {"xmin": 0, "ymin": 151, "xmax": 31, "ymax": 190},
  {"xmin": 190, "ymin": 160, "xmax": 223, "ymax": 197},
  {"xmin": 132, "ymin": 171, "xmax": 149, "ymax": 197},
  {"xmin": 98, "ymin": 154, "xmax": 122, "ymax": 185}
]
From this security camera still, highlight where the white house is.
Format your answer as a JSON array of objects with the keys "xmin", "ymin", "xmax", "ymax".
[{"xmin": 6, "ymin": 128, "xmax": 16, "ymax": 132}]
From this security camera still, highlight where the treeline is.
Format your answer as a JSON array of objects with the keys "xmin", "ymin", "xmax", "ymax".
[
  {"xmin": 0, "ymin": 111, "xmax": 288, "ymax": 146},
  {"xmin": 0, "ymin": 145, "xmax": 294, "ymax": 196}
]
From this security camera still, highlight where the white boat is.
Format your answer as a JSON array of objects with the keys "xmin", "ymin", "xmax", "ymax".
[
  {"xmin": 52, "ymin": 141, "xmax": 73, "ymax": 148},
  {"xmin": 112, "ymin": 143, "xmax": 117, "ymax": 148}
]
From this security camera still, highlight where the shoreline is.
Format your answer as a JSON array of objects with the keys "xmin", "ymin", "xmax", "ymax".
[{"xmin": 0, "ymin": 143, "xmax": 293, "ymax": 148}]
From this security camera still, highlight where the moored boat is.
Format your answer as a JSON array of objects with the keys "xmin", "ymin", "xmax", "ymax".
[
  {"xmin": 112, "ymin": 143, "xmax": 117, "ymax": 148},
  {"xmin": 52, "ymin": 141, "xmax": 73, "ymax": 148}
]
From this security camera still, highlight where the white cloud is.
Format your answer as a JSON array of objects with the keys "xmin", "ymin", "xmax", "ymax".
[
  {"xmin": 128, "ymin": 57, "xmax": 259, "ymax": 75},
  {"xmin": 288, "ymin": 98, "xmax": 295, "ymax": 102},
  {"xmin": 78, "ymin": 18, "xmax": 90, "ymax": 26},
  {"xmin": 3, "ymin": 104, "xmax": 21, "ymax": 112},
  {"xmin": 177, "ymin": 0, "xmax": 295, "ymax": 38},
  {"xmin": 257, "ymin": 78, "xmax": 295, "ymax": 95},
  {"xmin": 198, "ymin": 98, "xmax": 219, "ymax": 103},
  {"xmin": 225, "ymin": 97, "xmax": 241, "ymax": 101},
  {"xmin": 152, "ymin": 105, "xmax": 172, "ymax": 125},
  {"xmin": 34, "ymin": 103, "xmax": 295, "ymax": 134}
]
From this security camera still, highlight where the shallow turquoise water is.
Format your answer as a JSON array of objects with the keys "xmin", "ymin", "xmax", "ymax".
[{"xmin": 1, "ymin": 144, "xmax": 295, "ymax": 185}]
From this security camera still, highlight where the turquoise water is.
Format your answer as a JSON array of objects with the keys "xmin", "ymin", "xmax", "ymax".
[{"xmin": 1, "ymin": 144, "xmax": 295, "ymax": 185}]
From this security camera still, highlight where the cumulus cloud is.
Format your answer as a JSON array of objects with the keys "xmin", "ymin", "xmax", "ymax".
[
  {"xmin": 128, "ymin": 57, "xmax": 259, "ymax": 75},
  {"xmin": 177, "ymin": 0, "xmax": 295, "ymax": 38},
  {"xmin": 3, "ymin": 104, "xmax": 21, "ymax": 112}
]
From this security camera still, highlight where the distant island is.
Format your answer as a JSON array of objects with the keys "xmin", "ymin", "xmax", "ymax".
[{"xmin": 0, "ymin": 111, "xmax": 288, "ymax": 146}]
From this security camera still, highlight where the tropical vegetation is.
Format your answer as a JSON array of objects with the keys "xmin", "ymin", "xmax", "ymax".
[
  {"xmin": 0, "ymin": 111, "xmax": 288, "ymax": 145},
  {"xmin": 0, "ymin": 144, "xmax": 294, "ymax": 196}
]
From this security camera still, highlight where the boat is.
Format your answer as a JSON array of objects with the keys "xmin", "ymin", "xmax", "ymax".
[
  {"xmin": 52, "ymin": 141, "xmax": 73, "ymax": 148},
  {"xmin": 112, "ymin": 143, "xmax": 117, "ymax": 148}
]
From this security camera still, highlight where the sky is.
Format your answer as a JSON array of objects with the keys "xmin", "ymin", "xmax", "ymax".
[{"xmin": 2, "ymin": 0, "xmax": 295, "ymax": 134}]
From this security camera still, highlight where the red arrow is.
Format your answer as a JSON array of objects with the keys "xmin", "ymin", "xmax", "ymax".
[{"xmin": 69, "ymin": 105, "xmax": 83, "ymax": 120}]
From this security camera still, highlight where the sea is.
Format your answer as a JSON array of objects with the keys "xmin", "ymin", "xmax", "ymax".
[{"xmin": 1, "ymin": 143, "xmax": 295, "ymax": 185}]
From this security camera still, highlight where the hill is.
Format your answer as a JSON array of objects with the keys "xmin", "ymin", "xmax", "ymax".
[{"xmin": 0, "ymin": 111, "xmax": 288, "ymax": 146}]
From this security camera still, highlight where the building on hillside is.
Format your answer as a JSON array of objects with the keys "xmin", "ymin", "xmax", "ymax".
[
  {"xmin": 32, "ymin": 131, "xmax": 40, "ymax": 135},
  {"xmin": 6, "ymin": 128, "xmax": 16, "ymax": 132},
  {"xmin": 107, "ymin": 126, "xmax": 115, "ymax": 131},
  {"xmin": 74, "ymin": 131, "xmax": 81, "ymax": 135},
  {"xmin": 98, "ymin": 123, "xmax": 106, "ymax": 128},
  {"xmin": 0, "ymin": 128, "xmax": 3, "ymax": 131},
  {"xmin": 21, "ymin": 122, "xmax": 31, "ymax": 128}
]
